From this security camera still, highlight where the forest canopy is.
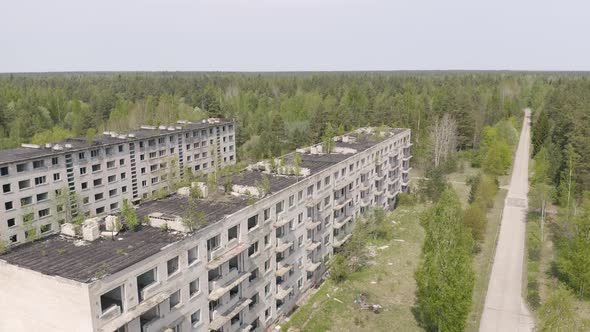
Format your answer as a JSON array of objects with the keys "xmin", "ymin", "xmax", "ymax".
[{"xmin": 0, "ymin": 72, "xmax": 534, "ymax": 165}]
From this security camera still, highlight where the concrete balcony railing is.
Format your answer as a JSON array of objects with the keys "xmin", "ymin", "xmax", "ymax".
[
  {"xmin": 207, "ymin": 243, "xmax": 248, "ymax": 270},
  {"xmin": 374, "ymin": 186, "xmax": 385, "ymax": 195},
  {"xmin": 333, "ymin": 195, "xmax": 352, "ymax": 211},
  {"xmin": 375, "ymin": 171, "xmax": 385, "ymax": 180},
  {"xmin": 360, "ymin": 196, "xmax": 371, "ymax": 207},
  {"xmin": 334, "ymin": 216, "xmax": 348, "ymax": 230},
  {"xmin": 333, "ymin": 233, "xmax": 352, "ymax": 248},
  {"xmin": 360, "ymin": 180, "xmax": 370, "ymax": 190},
  {"xmin": 209, "ymin": 267, "xmax": 239, "ymax": 294}
]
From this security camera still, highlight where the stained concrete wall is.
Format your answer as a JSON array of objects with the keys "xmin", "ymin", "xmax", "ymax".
[{"xmin": 0, "ymin": 260, "xmax": 93, "ymax": 332}]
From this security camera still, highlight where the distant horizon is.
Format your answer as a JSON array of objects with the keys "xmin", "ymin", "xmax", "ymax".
[{"xmin": 1, "ymin": 0, "xmax": 589, "ymax": 73}]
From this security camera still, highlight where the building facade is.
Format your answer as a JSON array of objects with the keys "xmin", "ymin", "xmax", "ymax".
[
  {"xmin": 0, "ymin": 119, "xmax": 236, "ymax": 246},
  {"xmin": 0, "ymin": 127, "xmax": 411, "ymax": 332}
]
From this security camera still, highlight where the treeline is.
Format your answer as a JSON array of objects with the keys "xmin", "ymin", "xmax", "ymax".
[
  {"xmin": 529, "ymin": 77, "xmax": 590, "ymax": 296},
  {"xmin": 0, "ymin": 72, "xmax": 532, "ymax": 166},
  {"xmin": 527, "ymin": 77, "xmax": 590, "ymax": 330}
]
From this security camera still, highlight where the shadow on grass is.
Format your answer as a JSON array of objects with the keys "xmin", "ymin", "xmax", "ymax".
[{"xmin": 411, "ymin": 301, "xmax": 435, "ymax": 332}]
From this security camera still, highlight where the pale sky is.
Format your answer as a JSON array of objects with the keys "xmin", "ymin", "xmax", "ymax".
[{"xmin": 1, "ymin": 0, "xmax": 589, "ymax": 72}]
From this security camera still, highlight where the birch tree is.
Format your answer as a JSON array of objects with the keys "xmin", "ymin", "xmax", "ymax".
[{"xmin": 430, "ymin": 114, "xmax": 458, "ymax": 168}]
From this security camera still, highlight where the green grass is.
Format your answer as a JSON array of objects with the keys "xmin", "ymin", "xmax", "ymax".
[
  {"xmin": 281, "ymin": 205, "xmax": 426, "ymax": 332},
  {"xmin": 525, "ymin": 213, "xmax": 542, "ymax": 310}
]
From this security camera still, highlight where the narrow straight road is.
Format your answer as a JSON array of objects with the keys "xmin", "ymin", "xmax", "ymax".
[{"xmin": 479, "ymin": 109, "xmax": 534, "ymax": 332}]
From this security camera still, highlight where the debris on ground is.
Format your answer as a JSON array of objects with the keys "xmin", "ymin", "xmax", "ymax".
[
  {"xmin": 355, "ymin": 293, "xmax": 383, "ymax": 313},
  {"xmin": 367, "ymin": 246, "xmax": 377, "ymax": 257},
  {"xmin": 378, "ymin": 245, "xmax": 389, "ymax": 250},
  {"xmin": 394, "ymin": 239, "xmax": 405, "ymax": 242}
]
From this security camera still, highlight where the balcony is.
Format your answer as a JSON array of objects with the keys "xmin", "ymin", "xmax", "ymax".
[
  {"xmin": 276, "ymin": 236, "xmax": 292, "ymax": 249},
  {"xmin": 333, "ymin": 195, "xmax": 352, "ymax": 211},
  {"xmin": 389, "ymin": 158, "xmax": 399, "ymax": 168},
  {"xmin": 374, "ymin": 187, "xmax": 385, "ymax": 196},
  {"xmin": 402, "ymin": 174, "xmax": 410, "ymax": 184},
  {"xmin": 274, "ymin": 217, "xmax": 289, "ymax": 228},
  {"xmin": 360, "ymin": 180, "xmax": 370, "ymax": 190},
  {"xmin": 360, "ymin": 195, "xmax": 371, "ymax": 207},
  {"xmin": 375, "ymin": 171, "xmax": 385, "ymax": 180},
  {"xmin": 208, "ymin": 271, "xmax": 251, "ymax": 301},
  {"xmin": 306, "ymin": 220, "xmax": 321, "ymax": 230},
  {"xmin": 276, "ymin": 286, "xmax": 293, "ymax": 301},
  {"xmin": 207, "ymin": 243, "xmax": 248, "ymax": 270},
  {"xmin": 306, "ymin": 261, "xmax": 321, "ymax": 272},
  {"xmin": 98, "ymin": 291, "xmax": 170, "ymax": 332},
  {"xmin": 275, "ymin": 264, "xmax": 292, "ymax": 278},
  {"xmin": 334, "ymin": 217, "xmax": 348, "ymax": 230},
  {"xmin": 306, "ymin": 241, "xmax": 321, "ymax": 252},
  {"xmin": 276, "ymin": 241, "xmax": 293, "ymax": 253},
  {"xmin": 333, "ymin": 233, "xmax": 352, "ymax": 248},
  {"xmin": 209, "ymin": 298, "xmax": 253, "ymax": 331}
]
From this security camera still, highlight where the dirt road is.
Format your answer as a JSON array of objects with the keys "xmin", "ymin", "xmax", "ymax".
[{"xmin": 479, "ymin": 109, "xmax": 534, "ymax": 332}]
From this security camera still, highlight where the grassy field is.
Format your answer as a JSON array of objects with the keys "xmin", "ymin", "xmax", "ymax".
[
  {"xmin": 280, "ymin": 204, "xmax": 426, "ymax": 332},
  {"xmin": 280, "ymin": 162, "xmax": 508, "ymax": 332}
]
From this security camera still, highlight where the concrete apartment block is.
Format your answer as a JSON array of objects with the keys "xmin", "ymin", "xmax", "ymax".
[
  {"xmin": 0, "ymin": 126, "xmax": 411, "ymax": 332},
  {"xmin": 0, "ymin": 119, "xmax": 236, "ymax": 246}
]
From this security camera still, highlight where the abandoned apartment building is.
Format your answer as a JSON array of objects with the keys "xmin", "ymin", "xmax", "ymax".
[
  {"xmin": 0, "ymin": 119, "xmax": 236, "ymax": 246},
  {"xmin": 0, "ymin": 125, "xmax": 412, "ymax": 332}
]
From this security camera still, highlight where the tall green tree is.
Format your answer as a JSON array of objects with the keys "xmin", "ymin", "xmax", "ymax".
[
  {"xmin": 556, "ymin": 193, "xmax": 590, "ymax": 297},
  {"xmin": 415, "ymin": 189, "xmax": 475, "ymax": 332}
]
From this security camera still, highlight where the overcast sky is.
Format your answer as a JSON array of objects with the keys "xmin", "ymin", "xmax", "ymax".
[{"xmin": 1, "ymin": 0, "xmax": 588, "ymax": 72}]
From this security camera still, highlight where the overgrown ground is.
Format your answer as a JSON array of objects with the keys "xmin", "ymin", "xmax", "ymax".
[
  {"xmin": 281, "ymin": 162, "xmax": 508, "ymax": 332},
  {"xmin": 525, "ymin": 211, "xmax": 590, "ymax": 328},
  {"xmin": 280, "ymin": 204, "xmax": 426, "ymax": 332}
]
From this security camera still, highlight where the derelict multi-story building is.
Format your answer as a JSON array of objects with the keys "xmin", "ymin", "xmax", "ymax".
[
  {"xmin": 0, "ymin": 126, "xmax": 411, "ymax": 332},
  {"xmin": 0, "ymin": 119, "xmax": 236, "ymax": 246}
]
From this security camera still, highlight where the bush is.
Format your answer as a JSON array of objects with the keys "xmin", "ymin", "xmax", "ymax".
[
  {"xmin": 527, "ymin": 280, "xmax": 541, "ymax": 309},
  {"xmin": 463, "ymin": 203, "xmax": 487, "ymax": 245},
  {"xmin": 330, "ymin": 254, "xmax": 349, "ymax": 283},
  {"xmin": 397, "ymin": 193, "xmax": 417, "ymax": 207},
  {"xmin": 538, "ymin": 283, "xmax": 581, "ymax": 331},
  {"xmin": 468, "ymin": 173, "xmax": 498, "ymax": 209}
]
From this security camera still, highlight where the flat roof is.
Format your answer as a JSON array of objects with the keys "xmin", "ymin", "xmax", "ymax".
[
  {"xmin": 135, "ymin": 194, "xmax": 251, "ymax": 226},
  {"xmin": 0, "ymin": 119, "xmax": 233, "ymax": 165},
  {"xmin": 0, "ymin": 227, "xmax": 186, "ymax": 283},
  {"xmin": 0, "ymin": 127, "xmax": 410, "ymax": 282}
]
